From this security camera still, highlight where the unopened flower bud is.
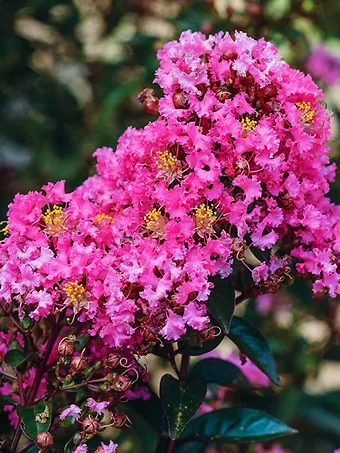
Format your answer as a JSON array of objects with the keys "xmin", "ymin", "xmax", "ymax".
[
  {"xmin": 172, "ymin": 90, "xmax": 189, "ymax": 109},
  {"xmin": 137, "ymin": 88, "xmax": 159, "ymax": 115},
  {"xmin": 82, "ymin": 414, "xmax": 100, "ymax": 435},
  {"xmin": 36, "ymin": 432, "xmax": 54, "ymax": 450},
  {"xmin": 93, "ymin": 360, "xmax": 103, "ymax": 370},
  {"xmin": 70, "ymin": 355, "xmax": 87, "ymax": 374},
  {"xmin": 58, "ymin": 335, "xmax": 76, "ymax": 357},
  {"xmin": 72, "ymin": 432, "xmax": 84, "ymax": 446}
]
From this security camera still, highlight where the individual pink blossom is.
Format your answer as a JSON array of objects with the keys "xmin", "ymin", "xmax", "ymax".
[
  {"xmin": 73, "ymin": 445, "xmax": 87, "ymax": 453},
  {"xmin": 227, "ymin": 352, "xmax": 270, "ymax": 387},
  {"xmin": 60, "ymin": 404, "xmax": 81, "ymax": 421},
  {"xmin": 86, "ymin": 398, "xmax": 109, "ymax": 415},
  {"xmin": 100, "ymin": 441, "xmax": 118, "ymax": 453}
]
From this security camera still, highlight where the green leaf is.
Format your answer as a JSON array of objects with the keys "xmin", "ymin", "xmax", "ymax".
[
  {"xmin": 121, "ymin": 404, "xmax": 159, "ymax": 453},
  {"xmin": 190, "ymin": 358, "xmax": 250, "ymax": 388},
  {"xmin": 128, "ymin": 392, "xmax": 167, "ymax": 433},
  {"xmin": 160, "ymin": 374, "xmax": 206, "ymax": 440},
  {"xmin": 228, "ymin": 316, "xmax": 281, "ymax": 386},
  {"xmin": 177, "ymin": 330, "xmax": 224, "ymax": 356},
  {"xmin": 181, "ymin": 408, "xmax": 296, "ymax": 443},
  {"xmin": 4, "ymin": 349, "xmax": 26, "ymax": 368},
  {"xmin": 17, "ymin": 399, "xmax": 51, "ymax": 440},
  {"xmin": 207, "ymin": 276, "xmax": 235, "ymax": 334}
]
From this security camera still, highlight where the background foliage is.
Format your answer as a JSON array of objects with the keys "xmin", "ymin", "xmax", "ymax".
[{"xmin": 1, "ymin": 1, "xmax": 340, "ymax": 452}]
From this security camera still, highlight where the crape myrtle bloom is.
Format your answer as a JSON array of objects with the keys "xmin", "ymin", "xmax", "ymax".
[
  {"xmin": 2, "ymin": 31, "xmax": 340, "ymax": 357},
  {"xmin": 306, "ymin": 45, "xmax": 340, "ymax": 86}
]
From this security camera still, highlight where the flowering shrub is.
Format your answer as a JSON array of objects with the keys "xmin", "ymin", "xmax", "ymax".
[{"xmin": 1, "ymin": 30, "xmax": 340, "ymax": 453}]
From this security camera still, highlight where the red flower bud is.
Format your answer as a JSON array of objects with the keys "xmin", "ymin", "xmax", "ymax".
[
  {"xmin": 82, "ymin": 414, "xmax": 100, "ymax": 435},
  {"xmin": 58, "ymin": 335, "xmax": 76, "ymax": 357},
  {"xmin": 173, "ymin": 90, "xmax": 189, "ymax": 109},
  {"xmin": 70, "ymin": 355, "xmax": 87, "ymax": 374},
  {"xmin": 36, "ymin": 432, "xmax": 54, "ymax": 450},
  {"xmin": 144, "ymin": 99, "xmax": 159, "ymax": 115},
  {"xmin": 222, "ymin": 49, "xmax": 238, "ymax": 61},
  {"xmin": 137, "ymin": 88, "xmax": 159, "ymax": 115}
]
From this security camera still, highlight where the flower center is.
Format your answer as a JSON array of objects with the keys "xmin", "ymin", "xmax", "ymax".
[
  {"xmin": 296, "ymin": 101, "xmax": 315, "ymax": 123},
  {"xmin": 96, "ymin": 213, "xmax": 113, "ymax": 224},
  {"xmin": 64, "ymin": 281, "xmax": 86, "ymax": 304},
  {"xmin": 241, "ymin": 116, "xmax": 257, "ymax": 131},
  {"xmin": 42, "ymin": 205, "xmax": 67, "ymax": 235}
]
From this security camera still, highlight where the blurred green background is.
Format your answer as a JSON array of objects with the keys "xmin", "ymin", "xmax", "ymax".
[{"xmin": 1, "ymin": 2, "xmax": 340, "ymax": 452}]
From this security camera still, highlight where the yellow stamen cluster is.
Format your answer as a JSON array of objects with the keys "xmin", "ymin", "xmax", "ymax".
[
  {"xmin": 64, "ymin": 281, "xmax": 86, "ymax": 304},
  {"xmin": 0, "ymin": 222, "xmax": 9, "ymax": 236},
  {"xmin": 195, "ymin": 203, "xmax": 217, "ymax": 228},
  {"xmin": 144, "ymin": 208, "xmax": 160, "ymax": 230},
  {"xmin": 42, "ymin": 205, "xmax": 64, "ymax": 225},
  {"xmin": 296, "ymin": 101, "xmax": 315, "ymax": 123},
  {"xmin": 241, "ymin": 117, "xmax": 257, "ymax": 131},
  {"xmin": 96, "ymin": 213, "xmax": 113, "ymax": 224},
  {"xmin": 155, "ymin": 150, "xmax": 178, "ymax": 170}
]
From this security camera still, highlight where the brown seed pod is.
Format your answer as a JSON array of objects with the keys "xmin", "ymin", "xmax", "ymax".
[
  {"xmin": 105, "ymin": 352, "xmax": 121, "ymax": 369},
  {"xmin": 113, "ymin": 412, "xmax": 130, "ymax": 428},
  {"xmin": 82, "ymin": 414, "xmax": 100, "ymax": 435},
  {"xmin": 70, "ymin": 355, "xmax": 87, "ymax": 374},
  {"xmin": 36, "ymin": 432, "xmax": 54, "ymax": 450},
  {"xmin": 111, "ymin": 373, "xmax": 133, "ymax": 392}
]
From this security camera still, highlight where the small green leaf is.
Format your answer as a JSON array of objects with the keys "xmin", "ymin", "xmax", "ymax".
[
  {"xmin": 160, "ymin": 374, "xmax": 206, "ymax": 440},
  {"xmin": 207, "ymin": 276, "xmax": 235, "ymax": 334},
  {"xmin": 17, "ymin": 399, "xmax": 51, "ymax": 440},
  {"xmin": 181, "ymin": 408, "xmax": 296, "ymax": 443},
  {"xmin": 4, "ymin": 349, "xmax": 26, "ymax": 368},
  {"xmin": 177, "ymin": 331, "xmax": 224, "ymax": 356},
  {"xmin": 190, "ymin": 358, "xmax": 250, "ymax": 388},
  {"xmin": 22, "ymin": 316, "xmax": 31, "ymax": 330},
  {"xmin": 228, "ymin": 316, "xmax": 281, "ymax": 386}
]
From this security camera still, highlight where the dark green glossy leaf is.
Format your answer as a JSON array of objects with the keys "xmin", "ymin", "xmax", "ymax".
[
  {"xmin": 121, "ymin": 404, "xmax": 159, "ymax": 453},
  {"xmin": 17, "ymin": 399, "xmax": 51, "ymax": 440},
  {"xmin": 207, "ymin": 276, "xmax": 235, "ymax": 334},
  {"xmin": 228, "ymin": 316, "xmax": 281, "ymax": 386},
  {"xmin": 178, "ymin": 331, "xmax": 224, "ymax": 356},
  {"xmin": 160, "ymin": 374, "xmax": 206, "ymax": 439},
  {"xmin": 181, "ymin": 408, "xmax": 296, "ymax": 443},
  {"xmin": 128, "ymin": 392, "xmax": 167, "ymax": 433},
  {"xmin": 4, "ymin": 349, "xmax": 26, "ymax": 368},
  {"xmin": 190, "ymin": 358, "xmax": 250, "ymax": 388}
]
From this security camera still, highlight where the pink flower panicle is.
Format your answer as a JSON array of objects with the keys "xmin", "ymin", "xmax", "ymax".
[{"xmin": 0, "ymin": 32, "xmax": 339, "ymax": 389}]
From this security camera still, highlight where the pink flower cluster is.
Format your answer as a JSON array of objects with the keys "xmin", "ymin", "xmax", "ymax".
[
  {"xmin": 1, "ymin": 30, "xmax": 340, "ymax": 354},
  {"xmin": 306, "ymin": 45, "xmax": 340, "ymax": 86}
]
